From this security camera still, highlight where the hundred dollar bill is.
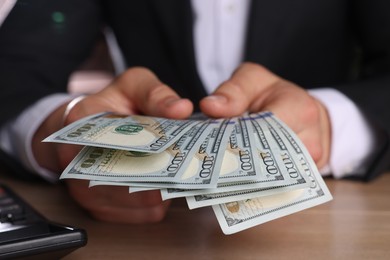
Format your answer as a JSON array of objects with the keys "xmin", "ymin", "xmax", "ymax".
[
  {"xmin": 63, "ymin": 119, "xmax": 235, "ymax": 189},
  {"xmin": 44, "ymin": 112, "xmax": 197, "ymax": 153},
  {"xmin": 90, "ymin": 119, "xmax": 235, "ymax": 190},
  {"xmin": 60, "ymin": 120, "xmax": 217, "ymax": 186},
  {"xmin": 263, "ymin": 113, "xmax": 322, "ymax": 190},
  {"xmin": 217, "ymin": 116, "xmax": 262, "ymax": 183},
  {"xmin": 88, "ymin": 118, "xmax": 235, "ymax": 189},
  {"xmin": 252, "ymin": 112, "xmax": 311, "ymax": 186},
  {"xmin": 185, "ymin": 112, "xmax": 313, "ymax": 209},
  {"xmin": 185, "ymin": 182, "xmax": 309, "ymax": 209},
  {"xmin": 171, "ymin": 118, "xmax": 235, "ymax": 188},
  {"xmin": 212, "ymin": 112, "xmax": 332, "ymax": 234},
  {"xmin": 213, "ymin": 175, "xmax": 331, "ymax": 235},
  {"xmin": 162, "ymin": 112, "xmax": 309, "ymax": 201}
]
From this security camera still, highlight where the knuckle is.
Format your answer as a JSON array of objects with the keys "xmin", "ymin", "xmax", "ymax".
[
  {"xmin": 305, "ymin": 139, "xmax": 323, "ymax": 164},
  {"xmin": 117, "ymin": 67, "xmax": 156, "ymax": 85},
  {"xmin": 147, "ymin": 83, "xmax": 172, "ymax": 101},
  {"xmin": 311, "ymin": 146, "xmax": 323, "ymax": 163},
  {"xmin": 301, "ymin": 97, "xmax": 321, "ymax": 124}
]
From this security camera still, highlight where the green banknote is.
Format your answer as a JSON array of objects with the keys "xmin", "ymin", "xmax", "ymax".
[{"xmin": 44, "ymin": 112, "xmax": 197, "ymax": 153}]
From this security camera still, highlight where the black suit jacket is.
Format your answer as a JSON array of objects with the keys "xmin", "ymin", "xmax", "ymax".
[{"xmin": 0, "ymin": 0, "xmax": 389, "ymax": 180}]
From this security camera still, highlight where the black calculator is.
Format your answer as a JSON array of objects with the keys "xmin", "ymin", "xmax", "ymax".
[{"xmin": 0, "ymin": 183, "xmax": 87, "ymax": 259}]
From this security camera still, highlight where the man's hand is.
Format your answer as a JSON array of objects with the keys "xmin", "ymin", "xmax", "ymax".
[
  {"xmin": 200, "ymin": 62, "xmax": 331, "ymax": 169},
  {"xmin": 32, "ymin": 67, "xmax": 193, "ymax": 224},
  {"xmin": 66, "ymin": 179, "xmax": 171, "ymax": 223}
]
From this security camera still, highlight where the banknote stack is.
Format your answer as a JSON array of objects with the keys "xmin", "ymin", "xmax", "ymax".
[{"xmin": 44, "ymin": 112, "xmax": 332, "ymax": 234}]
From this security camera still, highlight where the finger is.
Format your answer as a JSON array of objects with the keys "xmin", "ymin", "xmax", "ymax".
[
  {"xmin": 200, "ymin": 62, "xmax": 279, "ymax": 118},
  {"xmin": 57, "ymin": 143, "xmax": 83, "ymax": 170},
  {"xmin": 301, "ymin": 100, "xmax": 331, "ymax": 168},
  {"xmin": 66, "ymin": 180, "xmax": 171, "ymax": 223},
  {"xmin": 89, "ymin": 200, "xmax": 172, "ymax": 224},
  {"xmin": 266, "ymin": 94, "xmax": 331, "ymax": 168},
  {"xmin": 113, "ymin": 67, "xmax": 194, "ymax": 119},
  {"xmin": 96, "ymin": 188, "xmax": 167, "ymax": 208},
  {"xmin": 66, "ymin": 180, "xmax": 165, "ymax": 208}
]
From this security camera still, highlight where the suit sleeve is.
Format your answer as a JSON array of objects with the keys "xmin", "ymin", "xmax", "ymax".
[
  {"xmin": 336, "ymin": 0, "xmax": 390, "ymax": 181},
  {"xmin": 0, "ymin": 0, "xmax": 102, "ymax": 126}
]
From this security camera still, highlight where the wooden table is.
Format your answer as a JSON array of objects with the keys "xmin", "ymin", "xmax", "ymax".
[{"xmin": 1, "ymin": 169, "xmax": 390, "ymax": 260}]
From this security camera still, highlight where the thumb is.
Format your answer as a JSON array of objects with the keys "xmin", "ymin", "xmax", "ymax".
[
  {"xmin": 200, "ymin": 63, "xmax": 278, "ymax": 118},
  {"xmin": 112, "ymin": 67, "xmax": 194, "ymax": 119}
]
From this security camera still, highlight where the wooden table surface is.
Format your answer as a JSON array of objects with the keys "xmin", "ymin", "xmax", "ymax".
[{"xmin": 1, "ymin": 169, "xmax": 390, "ymax": 260}]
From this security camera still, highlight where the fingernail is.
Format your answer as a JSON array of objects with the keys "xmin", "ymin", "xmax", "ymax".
[{"xmin": 164, "ymin": 97, "xmax": 182, "ymax": 106}]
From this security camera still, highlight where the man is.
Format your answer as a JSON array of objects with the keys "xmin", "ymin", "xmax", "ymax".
[{"xmin": 0, "ymin": 0, "xmax": 389, "ymax": 223}]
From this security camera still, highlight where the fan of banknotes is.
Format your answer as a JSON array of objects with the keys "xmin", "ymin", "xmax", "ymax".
[{"xmin": 44, "ymin": 111, "xmax": 332, "ymax": 234}]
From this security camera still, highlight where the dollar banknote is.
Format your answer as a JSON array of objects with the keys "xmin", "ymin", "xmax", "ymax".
[
  {"xmin": 185, "ymin": 113, "xmax": 313, "ymax": 209},
  {"xmin": 172, "ymin": 118, "xmax": 235, "ymax": 188},
  {"xmin": 216, "ymin": 117, "xmax": 263, "ymax": 183},
  {"xmin": 213, "ymin": 174, "xmax": 332, "ymax": 234},
  {"xmin": 44, "ymin": 112, "xmax": 197, "ymax": 153},
  {"xmin": 212, "ymin": 112, "xmax": 333, "ymax": 234},
  {"xmin": 161, "ymin": 112, "xmax": 309, "ymax": 202},
  {"xmin": 60, "ymin": 120, "xmax": 232, "ymax": 189}
]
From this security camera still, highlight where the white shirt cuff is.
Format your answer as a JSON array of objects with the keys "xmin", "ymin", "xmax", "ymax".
[{"xmin": 0, "ymin": 93, "xmax": 74, "ymax": 182}]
